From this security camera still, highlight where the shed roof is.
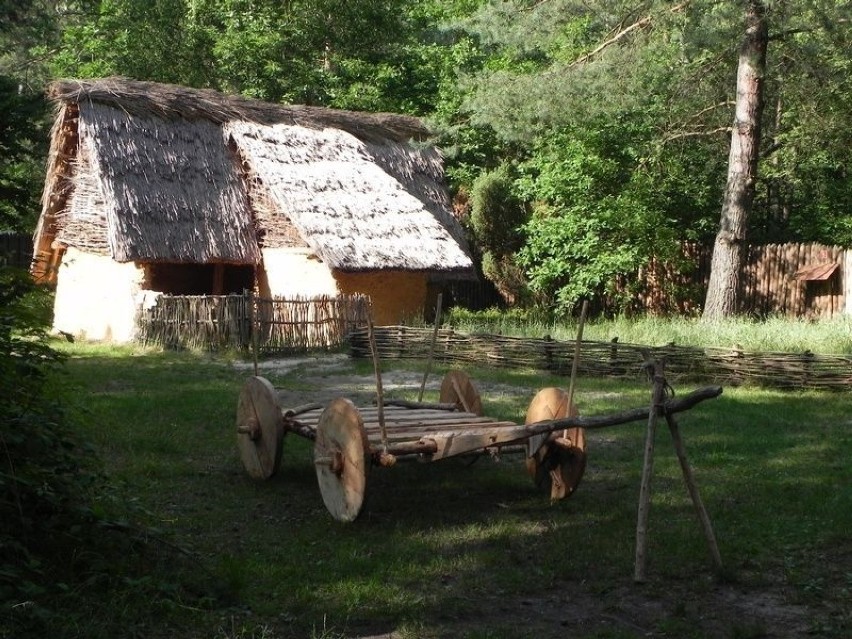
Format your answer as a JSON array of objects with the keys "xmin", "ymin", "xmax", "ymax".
[{"xmin": 793, "ymin": 262, "xmax": 839, "ymax": 281}]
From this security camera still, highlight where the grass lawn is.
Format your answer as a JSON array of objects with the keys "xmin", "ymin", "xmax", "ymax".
[{"xmin": 44, "ymin": 343, "xmax": 852, "ymax": 638}]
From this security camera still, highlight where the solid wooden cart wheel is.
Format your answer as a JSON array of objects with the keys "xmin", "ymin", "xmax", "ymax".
[
  {"xmin": 439, "ymin": 369, "xmax": 483, "ymax": 416},
  {"xmin": 314, "ymin": 398, "xmax": 370, "ymax": 522},
  {"xmin": 236, "ymin": 376, "xmax": 284, "ymax": 480},
  {"xmin": 524, "ymin": 387, "xmax": 587, "ymax": 500}
]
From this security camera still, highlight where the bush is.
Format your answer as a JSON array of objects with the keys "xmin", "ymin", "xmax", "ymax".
[
  {"xmin": 0, "ymin": 268, "xmax": 229, "ymax": 637},
  {"xmin": 0, "ymin": 268, "xmax": 102, "ymax": 632}
]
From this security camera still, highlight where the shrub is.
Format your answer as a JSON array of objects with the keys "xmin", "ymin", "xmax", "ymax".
[{"xmin": 1, "ymin": 268, "xmax": 230, "ymax": 637}]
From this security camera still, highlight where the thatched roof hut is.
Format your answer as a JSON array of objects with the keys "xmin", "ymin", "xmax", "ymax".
[
  {"xmin": 32, "ymin": 77, "xmax": 473, "ymax": 282},
  {"xmin": 31, "ymin": 78, "xmax": 475, "ymax": 340}
]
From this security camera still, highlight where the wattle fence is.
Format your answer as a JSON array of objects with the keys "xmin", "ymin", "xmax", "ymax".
[
  {"xmin": 137, "ymin": 293, "xmax": 371, "ymax": 353},
  {"xmin": 349, "ymin": 325, "xmax": 852, "ymax": 390},
  {"xmin": 137, "ymin": 296, "xmax": 852, "ymax": 388}
]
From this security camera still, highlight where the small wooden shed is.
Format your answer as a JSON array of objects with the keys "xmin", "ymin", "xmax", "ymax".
[{"xmin": 31, "ymin": 78, "xmax": 474, "ymax": 341}]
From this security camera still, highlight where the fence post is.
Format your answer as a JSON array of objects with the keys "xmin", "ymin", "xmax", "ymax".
[
  {"xmin": 609, "ymin": 337, "xmax": 622, "ymax": 376},
  {"xmin": 543, "ymin": 334, "xmax": 555, "ymax": 373},
  {"xmin": 246, "ymin": 291, "xmax": 258, "ymax": 374},
  {"xmin": 731, "ymin": 343, "xmax": 744, "ymax": 384},
  {"xmin": 802, "ymin": 349, "xmax": 814, "ymax": 388},
  {"xmin": 419, "ymin": 293, "xmax": 443, "ymax": 402}
]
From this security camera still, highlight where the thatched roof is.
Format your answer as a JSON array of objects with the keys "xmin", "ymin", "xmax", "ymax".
[
  {"xmin": 227, "ymin": 121, "xmax": 471, "ymax": 271},
  {"xmin": 49, "ymin": 77, "xmax": 431, "ymax": 143},
  {"xmin": 32, "ymin": 77, "xmax": 474, "ymax": 282}
]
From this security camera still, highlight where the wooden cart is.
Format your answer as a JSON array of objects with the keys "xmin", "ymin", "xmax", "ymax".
[
  {"xmin": 236, "ymin": 370, "xmax": 588, "ymax": 521},
  {"xmin": 236, "ymin": 368, "xmax": 723, "ymax": 524}
]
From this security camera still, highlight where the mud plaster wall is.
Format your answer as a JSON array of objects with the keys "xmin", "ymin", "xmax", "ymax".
[
  {"xmin": 257, "ymin": 249, "xmax": 427, "ymax": 323},
  {"xmin": 335, "ymin": 271, "xmax": 427, "ymax": 324},
  {"xmin": 258, "ymin": 248, "xmax": 337, "ymax": 298},
  {"xmin": 53, "ymin": 247, "xmax": 145, "ymax": 342}
]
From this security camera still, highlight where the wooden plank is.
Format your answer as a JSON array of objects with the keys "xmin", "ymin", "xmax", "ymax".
[
  {"xmin": 425, "ymin": 426, "xmax": 538, "ymax": 460},
  {"xmin": 358, "ymin": 406, "xmax": 478, "ymax": 419},
  {"xmin": 364, "ymin": 416, "xmax": 496, "ymax": 427},
  {"xmin": 362, "ymin": 420, "xmax": 522, "ymax": 443},
  {"xmin": 293, "ymin": 413, "xmax": 496, "ymax": 431},
  {"xmin": 291, "ymin": 406, "xmax": 489, "ymax": 427}
]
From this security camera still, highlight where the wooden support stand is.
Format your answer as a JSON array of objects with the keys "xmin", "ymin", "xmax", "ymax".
[
  {"xmin": 633, "ymin": 359, "xmax": 723, "ymax": 583},
  {"xmin": 634, "ymin": 360, "xmax": 665, "ymax": 583},
  {"xmin": 666, "ymin": 412, "xmax": 724, "ymax": 574}
]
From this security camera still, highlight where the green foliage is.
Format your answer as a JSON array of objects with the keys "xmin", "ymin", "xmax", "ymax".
[
  {"xmin": 469, "ymin": 163, "xmax": 526, "ymax": 254},
  {"xmin": 47, "ymin": 0, "xmax": 464, "ymax": 115},
  {"xmin": 4, "ymin": 0, "xmax": 852, "ymax": 320},
  {"xmin": 748, "ymin": 0, "xmax": 852, "ymax": 245},
  {"xmin": 0, "ymin": 270, "xmax": 226, "ymax": 637},
  {"xmin": 443, "ymin": 308, "xmax": 852, "ymax": 353},
  {"xmin": 467, "ymin": 163, "xmax": 531, "ymax": 303},
  {"xmin": 49, "ymin": 0, "xmax": 216, "ymax": 86},
  {"xmin": 0, "ymin": 0, "xmax": 66, "ymax": 89},
  {"xmin": 449, "ymin": 0, "xmax": 852, "ymax": 316},
  {"xmin": 479, "ymin": 250, "xmax": 530, "ymax": 305},
  {"xmin": 0, "ymin": 1, "xmax": 60, "ymax": 234},
  {"xmin": 0, "ymin": 75, "xmax": 49, "ymax": 232},
  {"xmin": 0, "ymin": 267, "xmax": 95, "ymax": 630},
  {"xmin": 513, "ymin": 124, "xmax": 683, "ymax": 314},
  {"xmin": 445, "ymin": 304, "xmax": 556, "ymax": 333}
]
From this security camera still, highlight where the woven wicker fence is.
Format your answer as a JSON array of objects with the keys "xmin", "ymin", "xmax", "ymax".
[
  {"xmin": 349, "ymin": 326, "xmax": 852, "ymax": 390},
  {"xmin": 138, "ymin": 293, "xmax": 371, "ymax": 352}
]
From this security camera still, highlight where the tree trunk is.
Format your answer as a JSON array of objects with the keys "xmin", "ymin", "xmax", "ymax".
[{"xmin": 702, "ymin": 1, "xmax": 769, "ymax": 320}]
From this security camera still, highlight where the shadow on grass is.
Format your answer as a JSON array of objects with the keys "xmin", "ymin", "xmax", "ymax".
[{"xmin": 56, "ymin": 349, "xmax": 851, "ymax": 638}]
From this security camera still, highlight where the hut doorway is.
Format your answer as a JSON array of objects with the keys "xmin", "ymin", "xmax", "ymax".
[{"xmin": 145, "ymin": 263, "xmax": 254, "ymax": 295}]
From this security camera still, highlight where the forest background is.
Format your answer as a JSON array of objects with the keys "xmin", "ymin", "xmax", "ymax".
[
  {"xmin": 2, "ymin": 3, "xmax": 851, "ymax": 637},
  {"xmin": 1, "ymin": 0, "xmax": 851, "ymax": 318}
]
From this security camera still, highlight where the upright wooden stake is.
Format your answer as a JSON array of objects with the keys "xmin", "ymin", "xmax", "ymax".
[
  {"xmin": 665, "ymin": 413, "xmax": 724, "ymax": 574},
  {"xmin": 418, "ymin": 293, "xmax": 443, "ymax": 402},
  {"xmin": 634, "ymin": 359, "xmax": 665, "ymax": 583},
  {"xmin": 564, "ymin": 300, "xmax": 589, "ymax": 437},
  {"xmin": 367, "ymin": 316, "xmax": 388, "ymax": 451},
  {"xmin": 249, "ymin": 290, "xmax": 259, "ymax": 377}
]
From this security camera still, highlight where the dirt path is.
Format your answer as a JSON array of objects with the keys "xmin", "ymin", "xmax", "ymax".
[{"xmin": 233, "ymin": 353, "xmax": 539, "ymax": 408}]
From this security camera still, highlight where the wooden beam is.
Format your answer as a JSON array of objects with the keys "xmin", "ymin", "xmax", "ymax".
[
  {"xmin": 634, "ymin": 360, "xmax": 665, "ymax": 583},
  {"xmin": 524, "ymin": 385, "xmax": 723, "ymax": 436},
  {"xmin": 666, "ymin": 412, "xmax": 724, "ymax": 574}
]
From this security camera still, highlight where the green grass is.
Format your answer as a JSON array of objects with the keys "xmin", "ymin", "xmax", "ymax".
[
  {"xmin": 445, "ymin": 311, "xmax": 852, "ymax": 353},
  {"xmin": 33, "ymin": 342, "xmax": 852, "ymax": 638}
]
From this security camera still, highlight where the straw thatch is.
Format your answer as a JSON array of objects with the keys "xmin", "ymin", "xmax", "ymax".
[
  {"xmin": 49, "ymin": 77, "xmax": 431, "ymax": 143},
  {"xmin": 227, "ymin": 121, "xmax": 472, "ymax": 272},
  {"xmin": 32, "ymin": 77, "xmax": 474, "ymax": 282},
  {"xmin": 70, "ymin": 100, "xmax": 259, "ymax": 264}
]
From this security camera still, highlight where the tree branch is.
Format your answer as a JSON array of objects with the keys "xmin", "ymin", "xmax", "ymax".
[
  {"xmin": 568, "ymin": 15, "xmax": 652, "ymax": 68},
  {"xmin": 685, "ymin": 101, "xmax": 737, "ymax": 124},
  {"xmin": 662, "ymin": 127, "xmax": 731, "ymax": 143},
  {"xmin": 568, "ymin": 1, "xmax": 690, "ymax": 68}
]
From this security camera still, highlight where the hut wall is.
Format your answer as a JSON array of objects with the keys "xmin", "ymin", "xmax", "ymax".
[
  {"xmin": 53, "ymin": 247, "xmax": 145, "ymax": 342},
  {"xmin": 259, "ymin": 247, "xmax": 337, "ymax": 298},
  {"xmin": 334, "ymin": 271, "xmax": 428, "ymax": 324}
]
